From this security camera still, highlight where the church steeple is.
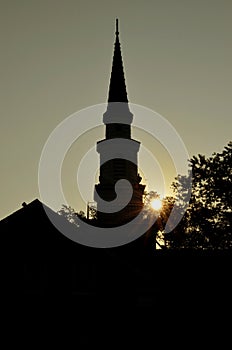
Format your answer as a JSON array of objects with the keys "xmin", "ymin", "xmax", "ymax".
[
  {"xmin": 107, "ymin": 18, "xmax": 128, "ymax": 103},
  {"xmin": 94, "ymin": 20, "xmax": 145, "ymax": 227},
  {"xmin": 103, "ymin": 18, "xmax": 133, "ymax": 134}
]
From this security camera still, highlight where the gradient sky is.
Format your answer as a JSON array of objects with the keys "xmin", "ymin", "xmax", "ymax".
[{"xmin": 1, "ymin": 0, "xmax": 232, "ymax": 219}]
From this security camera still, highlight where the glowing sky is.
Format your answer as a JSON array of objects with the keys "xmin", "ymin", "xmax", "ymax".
[{"xmin": 1, "ymin": 0, "xmax": 231, "ymax": 219}]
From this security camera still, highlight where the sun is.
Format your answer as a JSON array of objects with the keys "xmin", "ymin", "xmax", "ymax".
[{"xmin": 150, "ymin": 198, "xmax": 162, "ymax": 211}]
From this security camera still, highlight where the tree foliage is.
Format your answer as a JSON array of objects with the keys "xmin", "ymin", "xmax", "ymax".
[
  {"xmin": 164, "ymin": 141, "xmax": 232, "ymax": 249},
  {"xmin": 58, "ymin": 203, "xmax": 97, "ymax": 227},
  {"xmin": 142, "ymin": 191, "xmax": 175, "ymax": 249},
  {"xmin": 57, "ymin": 205, "xmax": 85, "ymax": 227}
]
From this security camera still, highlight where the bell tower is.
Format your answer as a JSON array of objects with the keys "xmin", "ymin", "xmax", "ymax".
[{"xmin": 94, "ymin": 19, "xmax": 145, "ymax": 226}]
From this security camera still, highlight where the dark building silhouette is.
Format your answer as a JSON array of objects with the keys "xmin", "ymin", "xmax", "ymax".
[
  {"xmin": 95, "ymin": 19, "xmax": 145, "ymax": 226},
  {"xmin": 2, "ymin": 198, "xmax": 230, "ymax": 299},
  {"xmin": 0, "ymin": 199, "xmax": 158, "ymax": 301}
]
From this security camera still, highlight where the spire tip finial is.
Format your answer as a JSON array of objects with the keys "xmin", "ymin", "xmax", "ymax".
[{"xmin": 115, "ymin": 18, "xmax": 119, "ymax": 36}]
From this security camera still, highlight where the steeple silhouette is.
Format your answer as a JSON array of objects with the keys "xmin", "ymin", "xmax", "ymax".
[
  {"xmin": 103, "ymin": 18, "xmax": 133, "ymax": 137},
  {"xmin": 107, "ymin": 19, "xmax": 128, "ymax": 103},
  {"xmin": 94, "ymin": 19, "xmax": 145, "ymax": 227}
]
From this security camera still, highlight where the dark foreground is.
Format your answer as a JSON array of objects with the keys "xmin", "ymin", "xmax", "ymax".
[{"xmin": 1, "ymin": 200, "xmax": 231, "ymax": 345}]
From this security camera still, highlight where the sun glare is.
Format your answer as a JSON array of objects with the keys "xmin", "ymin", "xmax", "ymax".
[{"xmin": 151, "ymin": 198, "xmax": 162, "ymax": 211}]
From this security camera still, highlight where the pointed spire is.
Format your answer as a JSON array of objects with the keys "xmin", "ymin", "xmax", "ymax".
[
  {"xmin": 107, "ymin": 18, "xmax": 128, "ymax": 103},
  {"xmin": 115, "ymin": 18, "xmax": 119, "ymax": 37}
]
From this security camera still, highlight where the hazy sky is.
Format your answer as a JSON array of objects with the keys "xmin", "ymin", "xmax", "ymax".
[{"xmin": 1, "ymin": 0, "xmax": 231, "ymax": 219}]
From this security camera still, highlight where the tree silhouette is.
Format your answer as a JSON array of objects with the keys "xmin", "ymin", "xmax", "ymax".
[
  {"xmin": 58, "ymin": 204, "xmax": 97, "ymax": 227},
  {"xmin": 57, "ymin": 205, "xmax": 85, "ymax": 227},
  {"xmin": 165, "ymin": 141, "xmax": 232, "ymax": 249},
  {"xmin": 142, "ymin": 191, "xmax": 175, "ymax": 250}
]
